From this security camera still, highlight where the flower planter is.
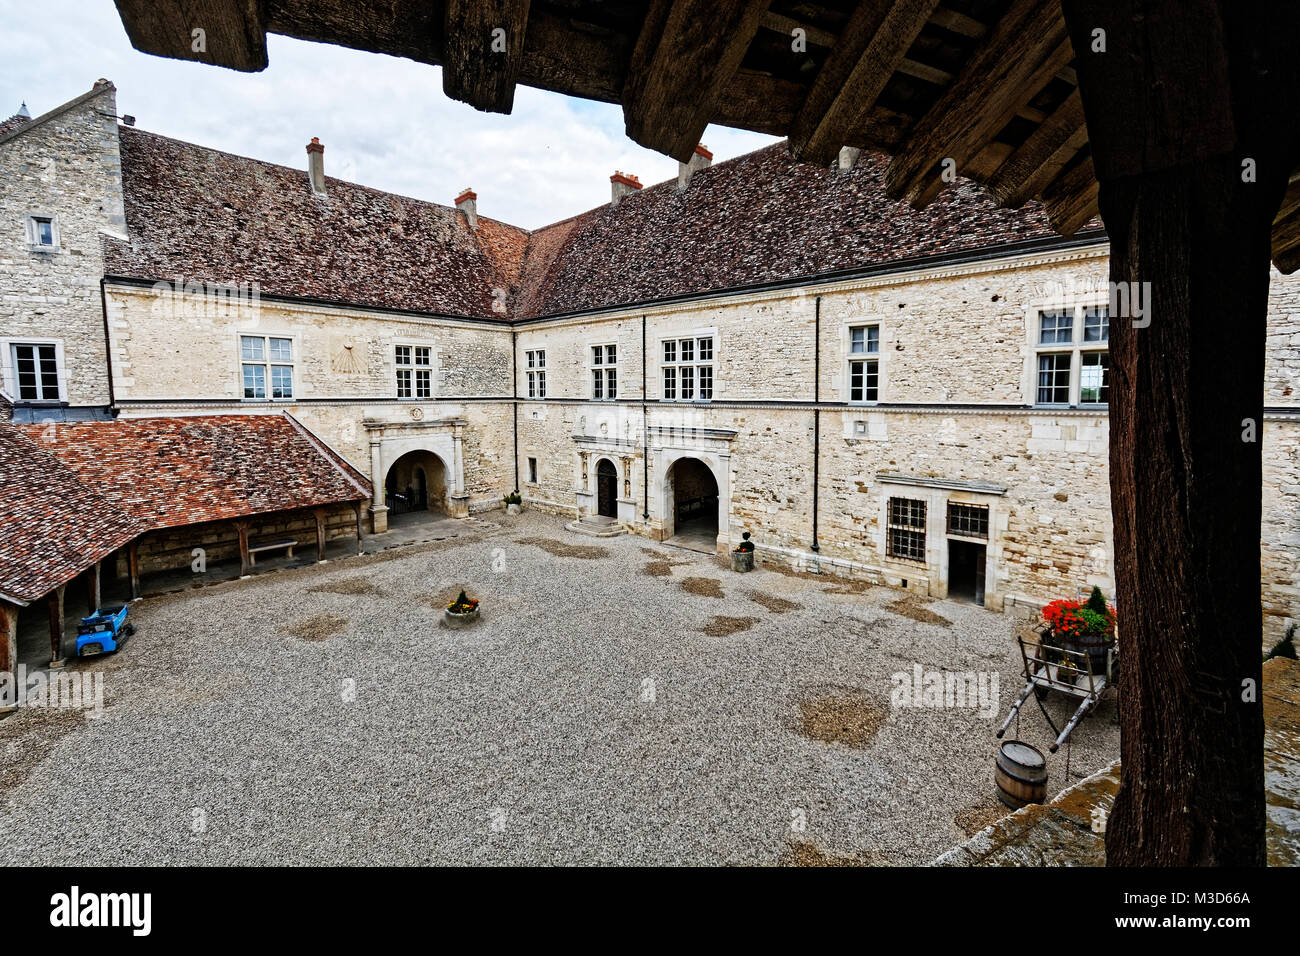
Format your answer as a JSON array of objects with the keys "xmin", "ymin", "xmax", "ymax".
[
  {"xmin": 506, "ymin": 503, "xmax": 521, "ymax": 516},
  {"xmin": 1063, "ymin": 635, "xmax": 1113, "ymax": 677},
  {"xmin": 731, "ymin": 550, "xmax": 754, "ymax": 573},
  {"xmin": 443, "ymin": 606, "xmax": 480, "ymax": 628}
]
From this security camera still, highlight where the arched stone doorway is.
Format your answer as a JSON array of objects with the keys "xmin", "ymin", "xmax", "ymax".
[
  {"xmin": 384, "ymin": 450, "xmax": 448, "ymax": 518},
  {"xmin": 596, "ymin": 458, "xmax": 618, "ymax": 518},
  {"xmin": 666, "ymin": 457, "xmax": 719, "ymax": 551}
]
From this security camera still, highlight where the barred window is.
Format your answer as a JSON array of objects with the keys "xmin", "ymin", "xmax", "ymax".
[
  {"xmin": 947, "ymin": 502, "xmax": 989, "ymax": 539},
  {"xmin": 887, "ymin": 497, "xmax": 927, "ymax": 562}
]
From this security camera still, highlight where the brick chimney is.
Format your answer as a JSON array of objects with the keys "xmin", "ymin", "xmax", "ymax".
[
  {"xmin": 610, "ymin": 171, "xmax": 642, "ymax": 206},
  {"xmin": 676, "ymin": 144, "xmax": 713, "ymax": 190},
  {"xmin": 455, "ymin": 188, "xmax": 478, "ymax": 229},
  {"xmin": 306, "ymin": 137, "xmax": 326, "ymax": 196}
]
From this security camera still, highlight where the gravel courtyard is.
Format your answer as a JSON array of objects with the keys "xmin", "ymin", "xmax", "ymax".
[{"xmin": 0, "ymin": 513, "xmax": 1119, "ymax": 866}]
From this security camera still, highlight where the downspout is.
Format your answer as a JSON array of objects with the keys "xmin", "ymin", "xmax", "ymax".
[
  {"xmin": 511, "ymin": 327, "xmax": 519, "ymax": 494},
  {"xmin": 99, "ymin": 277, "xmax": 117, "ymax": 414},
  {"xmin": 642, "ymin": 314, "xmax": 649, "ymax": 522},
  {"xmin": 811, "ymin": 296, "xmax": 821, "ymax": 553}
]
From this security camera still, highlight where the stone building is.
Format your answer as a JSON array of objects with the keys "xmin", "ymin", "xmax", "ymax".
[{"xmin": 3, "ymin": 82, "xmax": 1297, "ymax": 645}]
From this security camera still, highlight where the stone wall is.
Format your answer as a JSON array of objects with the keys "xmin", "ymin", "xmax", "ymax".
[{"xmin": 0, "ymin": 82, "xmax": 124, "ymax": 410}]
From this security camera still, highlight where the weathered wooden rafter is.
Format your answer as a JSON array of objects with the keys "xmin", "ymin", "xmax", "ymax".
[{"xmin": 110, "ymin": 0, "xmax": 1300, "ymax": 271}]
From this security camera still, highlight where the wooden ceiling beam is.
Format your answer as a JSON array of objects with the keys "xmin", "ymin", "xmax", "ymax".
[
  {"xmin": 761, "ymin": 11, "xmax": 837, "ymax": 48},
  {"xmin": 883, "ymin": 0, "xmax": 1071, "ymax": 206},
  {"xmin": 1042, "ymin": 155, "xmax": 1099, "ymax": 236},
  {"xmin": 622, "ymin": 0, "xmax": 769, "ymax": 162},
  {"xmin": 788, "ymin": 0, "xmax": 942, "ymax": 166},
  {"xmin": 113, "ymin": 0, "xmax": 268, "ymax": 71},
  {"xmin": 988, "ymin": 88, "xmax": 1088, "ymax": 207},
  {"xmin": 442, "ymin": 0, "xmax": 532, "ymax": 113}
]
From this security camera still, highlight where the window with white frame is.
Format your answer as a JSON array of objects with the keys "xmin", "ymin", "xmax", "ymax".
[
  {"xmin": 9, "ymin": 342, "xmax": 61, "ymax": 401},
  {"xmin": 661, "ymin": 334, "xmax": 714, "ymax": 401},
  {"xmin": 26, "ymin": 214, "xmax": 57, "ymax": 251},
  {"xmin": 1031, "ymin": 305, "xmax": 1110, "ymax": 406},
  {"xmin": 591, "ymin": 344, "xmax": 617, "ymax": 400},
  {"xmin": 241, "ymin": 334, "xmax": 294, "ymax": 400},
  {"xmin": 395, "ymin": 345, "xmax": 432, "ymax": 399},
  {"xmin": 887, "ymin": 497, "xmax": 927, "ymax": 562},
  {"xmin": 848, "ymin": 324, "xmax": 880, "ymax": 403},
  {"xmin": 525, "ymin": 349, "xmax": 546, "ymax": 399}
]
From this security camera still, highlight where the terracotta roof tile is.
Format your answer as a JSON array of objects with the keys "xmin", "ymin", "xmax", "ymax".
[
  {"xmin": 0, "ymin": 423, "xmax": 141, "ymax": 603},
  {"xmin": 17, "ymin": 414, "xmax": 371, "ymax": 533}
]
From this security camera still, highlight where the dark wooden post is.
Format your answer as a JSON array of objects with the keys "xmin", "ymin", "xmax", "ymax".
[
  {"xmin": 236, "ymin": 520, "xmax": 251, "ymax": 577},
  {"xmin": 127, "ymin": 540, "xmax": 141, "ymax": 600},
  {"xmin": 86, "ymin": 561, "xmax": 101, "ymax": 614},
  {"xmin": 314, "ymin": 507, "xmax": 328, "ymax": 562},
  {"xmin": 1064, "ymin": 0, "xmax": 1300, "ymax": 865},
  {"xmin": 0, "ymin": 599, "xmax": 19, "ymax": 710},
  {"xmin": 47, "ymin": 584, "xmax": 67, "ymax": 668},
  {"xmin": 352, "ymin": 502, "xmax": 363, "ymax": 554}
]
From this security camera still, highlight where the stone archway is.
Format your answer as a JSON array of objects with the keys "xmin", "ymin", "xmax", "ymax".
[
  {"xmin": 664, "ymin": 456, "xmax": 720, "ymax": 552},
  {"xmin": 384, "ymin": 449, "xmax": 448, "ymax": 517}
]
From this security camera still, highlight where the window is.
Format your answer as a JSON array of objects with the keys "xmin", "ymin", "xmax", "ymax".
[
  {"xmin": 525, "ymin": 349, "xmax": 546, "ymax": 399},
  {"xmin": 1039, "ymin": 310, "xmax": 1073, "ymax": 344},
  {"xmin": 10, "ymin": 343, "xmax": 60, "ymax": 401},
  {"xmin": 947, "ymin": 502, "xmax": 989, "ymax": 539},
  {"xmin": 887, "ymin": 497, "xmax": 927, "ymax": 562},
  {"xmin": 1031, "ymin": 306, "xmax": 1110, "ymax": 407},
  {"xmin": 662, "ymin": 335, "xmax": 714, "ymax": 401},
  {"xmin": 591, "ymin": 344, "xmax": 617, "ymax": 400},
  {"xmin": 848, "ymin": 324, "xmax": 880, "ymax": 403},
  {"xmin": 396, "ymin": 345, "xmax": 432, "ymax": 399},
  {"xmin": 527, "ymin": 457, "xmax": 538, "ymax": 484},
  {"xmin": 1036, "ymin": 352, "xmax": 1071, "ymax": 405},
  {"xmin": 26, "ymin": 214, "xmax": 57, "ymax": 250},
  {"xmin": 241, "ymin": 335, "xmax": 294, "ymax": 400}
]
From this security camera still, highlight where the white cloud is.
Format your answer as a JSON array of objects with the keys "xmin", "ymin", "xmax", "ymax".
[{"xmin": 0, "ymin": 0, "xmax": 780, "ymax": 229}]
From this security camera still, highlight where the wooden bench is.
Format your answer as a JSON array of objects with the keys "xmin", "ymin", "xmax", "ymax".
[{"xmin": 247, "ymin": 538, "xmax": 296, "ymax": 565}]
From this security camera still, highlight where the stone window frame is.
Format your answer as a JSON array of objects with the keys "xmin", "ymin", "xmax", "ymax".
[
  {"xmin": 657, "ymin": 327, "xmax": 717, "ymax": 403},
  {"xmin": 588, "ymin": 342, "xmax": 618, "ymax": 401},
  {"xmin": 526, "ymin": 456, "xmax": 539, "ymax": 485},
  {"xmin": 843, "ymin": 320, "xmax": 884, "ymax": 405},
  {"xmin": 394, "ymin": 342, "xmax": 436, "ymax": 401},
  {"xmin": 1022, "ymin": 296, "xmax": 1111, "ymax": 409},
  {"xmin": 236, "ymin": 331, "xmax": 300, "ymax": 402},
  {"xmin": 523, "ymin": 347, "xmax": 547, "ymax": 400},
  {"xmin": 1, "ymin": 336, "xmax": 68, "ymax": 404},
  {"xmin": 25, "ymin": 211, "xmax": 60, "ymax": 253}
]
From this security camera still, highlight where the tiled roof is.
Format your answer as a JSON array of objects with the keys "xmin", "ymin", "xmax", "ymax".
[
  {"xmin": 0, "ymin": 423, "xmax": 141, "ymax": 603},
  {"xmin": 0, "ymin": 113, "xmax": 30, "ymax": 137},
  {"xmin": 105, "ymin": 127, "xmax": 529, "ymax": 320},
  {"xmin": 17, "ymin": 414, "xmax": 371, "ymax": 533},
  {"xmin": 107, "ymin": 129, "xmax": 1102, "ymax": 323},
  {"xmin": 513, "ymin": 145, "xmax": 1099, "ymax": 318}
]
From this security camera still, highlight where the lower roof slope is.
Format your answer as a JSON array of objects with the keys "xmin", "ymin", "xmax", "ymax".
[{"xmin": 16, "ymin": 414, "xmax": 371, "ymax": 533}]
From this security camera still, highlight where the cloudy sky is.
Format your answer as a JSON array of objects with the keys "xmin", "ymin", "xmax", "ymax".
[{"xmin": 0, "ymin": 0, "xmax": 780, "ymax": 230}]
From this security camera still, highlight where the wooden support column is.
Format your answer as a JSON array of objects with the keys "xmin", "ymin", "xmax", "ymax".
[
  {"xmin": 127, "ymin": 540, "xmax": 141, "ymax": 601},
  {"xmin": 314, "ymin": 507, "xmax": 328, "ymax": 562},
  {"xmin": 86, "ymin": 561, "xmax": 101, "ymax": 615},
  {"xmin": 47, "ymin": 584, "xmax": 67, "ymax": 669},
  {"xmin": 236, "ymin": 519, "xmax": 251, "ymax": 577},
  {"xmin": 1063, "ymin": 0, "xmax": 1300, "ymax": 866},
  {"xmin": 442, "ymin": 0, "xmax": 531, "ymax": 113},
  {"xmin": 352, "ymin": 503, "xmax": 364, "ymax": 554},
  {"xmin": 0, "ymin": 599, "xmax": 19, "ymax": 710}
]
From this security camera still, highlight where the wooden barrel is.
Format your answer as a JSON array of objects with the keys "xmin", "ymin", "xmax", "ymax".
[{"xmin": 995, "ymin": 740, "xmax": 1048, "ymax": 809}]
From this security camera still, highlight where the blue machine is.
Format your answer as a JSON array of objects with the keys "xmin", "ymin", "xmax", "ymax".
[{"xmin": 76, "ymin": 604, "xmax": 135, "ymax": 657}]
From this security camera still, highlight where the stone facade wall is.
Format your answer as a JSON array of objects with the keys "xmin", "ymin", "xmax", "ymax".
[{"xmin": 0, "ymin": 83, "xmax": 124, "ymax": 409}]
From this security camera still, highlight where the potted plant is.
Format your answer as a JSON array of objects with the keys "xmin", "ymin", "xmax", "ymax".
[
  {"xmin": 1042, "ymin": 587, "xmax": 1116, "ymax": 675},
  {"xmin": 731, "ymin": 531, "xmax": 755, "ymax": 572},
  {"xmin": 444, "ymin": 590, "xmax": 480, "ymax": 627},
  {"xmin": 503, "ymin": 491, "xmax": 523, "ymax": 516}
]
